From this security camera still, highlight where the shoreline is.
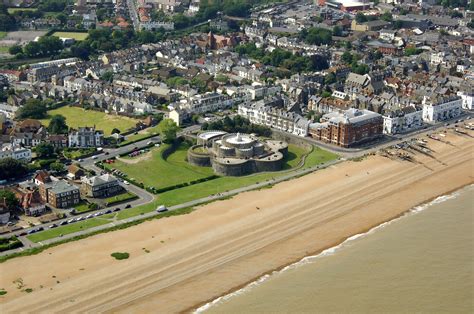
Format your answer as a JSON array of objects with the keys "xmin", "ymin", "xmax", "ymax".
[
  {"xmin": 0, "ymin": 130, "xmax": 472, "ymax": 313},
  {"xmin": 192, "ymin": 184, "xmax": 472, "ymax": 313}
]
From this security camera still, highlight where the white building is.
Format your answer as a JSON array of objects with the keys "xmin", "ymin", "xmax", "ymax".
[
  {"xmin": 189, "ymin": 0, "xmax": 200, "ymax": 13},
  {"xmin": 457, "ymin": 91, "xmax": 473, "ymax": 110},
  {"xmin": 238, "ymin": 101, "xmax": 310, "ymax": 137},
  {"xmin": 430, "ymin": 51, "xmax": 447, "ymax": 66},
  {"xmin": 422, "ymin": 95, "xmax": 463, "ymax": 123},
  {"xmin": 0, "ymin": 143, "xmax": 32, "ymax": 162},
  {"xmin": 181, "ymin": 93, "xmax": 234, "ymax": 114},
  {"xmin": 383, "ymin": 106, "xmax": 424, "ymax": 134},
  {"xmin": 68, "ymin": 127, "xmax": 104, "ymax": 148},
  {"xmin": 379, "ymin": 29, "xmax": 397, "ymax": 41}
]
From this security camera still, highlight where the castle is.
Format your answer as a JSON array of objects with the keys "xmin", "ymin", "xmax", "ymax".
[{"xmin": 187, "ymin": 131, "xmax": 288, "ymax": 176}]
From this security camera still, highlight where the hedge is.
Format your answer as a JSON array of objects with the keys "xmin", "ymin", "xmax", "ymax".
[{"xmin": 0, "ymin": 237, "xmax": 23, "ymax": 252}]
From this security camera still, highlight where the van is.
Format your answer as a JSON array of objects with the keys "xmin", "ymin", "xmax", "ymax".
[{"xmin": 156, "ymin": 205, "xmax": 168, "ymax": 213}]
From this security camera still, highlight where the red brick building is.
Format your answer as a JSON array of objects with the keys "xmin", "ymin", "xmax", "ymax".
[{"xmin": 309, "ymin": 108, "xmax": 383, "ymax": 147}]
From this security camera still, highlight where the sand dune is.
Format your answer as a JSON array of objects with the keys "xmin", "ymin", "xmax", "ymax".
[{"xmin": 0, "ymin": 130, "xmax": 473, "ymax": 313}]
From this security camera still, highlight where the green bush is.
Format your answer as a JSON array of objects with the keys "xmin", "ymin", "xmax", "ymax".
[
  {"xmin": 111, "ymin": 252, "xmax": 129, "ymax": 260},
  {"xmin": 0, "ymin": 237, "xmax": 23, "ymax": 252}
]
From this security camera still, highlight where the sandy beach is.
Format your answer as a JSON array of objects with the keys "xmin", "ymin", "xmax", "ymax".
[{"xmin": 0, "ymin": 129, "xmax": 473, "ymax": 313}]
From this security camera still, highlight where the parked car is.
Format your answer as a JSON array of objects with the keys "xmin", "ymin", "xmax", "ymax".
[
  {"xmin": 49, "ymin": 224, "xmax": 57, "ymax": 229},
  {"xmin": 125, "ymin": 204, "xmax": 131, "ymax": 208},
  {"xmin": 114, "ymin": 207, "xmax": 121, "ymax": 212},
  {"xmin": 19, "ymin": 232, "xmax": 27, "ymax": 236},
  {"xmin": 60, "ymin": 221, "xmax": 68, "ymax": 225},
  {"xmin": 36, "ymin": 227, "xmax": 44, "ymax": 232},
  {"xmin": 27, "ymin": 229, "xmax": 36, "ymax": 234},
  {"xmin": 156, "ymin": 205, "xmax": 168, "ymax": 213},
  {"xmin": 105, "ymin": 209, "xmax": 112, "ymax": 214}
]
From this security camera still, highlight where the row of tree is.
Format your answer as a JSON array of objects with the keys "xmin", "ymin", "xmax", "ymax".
[
  {"xmin": 202, "ymin": 115, "xmax": 272, "ymax": 137},
  {"xmin": 9, "ymin": 36, "xmax": 63, "ymax": 59},
  {"xmin": 235, "ymin": 43, "xmax": 329, "ymax": 75}
]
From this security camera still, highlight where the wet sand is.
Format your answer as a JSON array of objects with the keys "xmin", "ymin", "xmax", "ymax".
[{"xmin": 0, "ymin": 130, "xmax": 473, "ymax": 313}]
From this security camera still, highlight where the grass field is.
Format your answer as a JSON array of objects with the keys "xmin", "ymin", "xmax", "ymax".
[
  {"xmin": 27, "ymin": 218, "xmax": 110, "ymax": 243},
  {"xmin": 73, "ymin": 202, "xmax": 92, "ymax": 214},
  {"xmin": 51, "ymin": 32, "xmax": 89, "ymax": 41},
  {"xmin": 105, "ymin": 192, "xmax": 137, "ymax": 206},
  {"xmin": 0, "ymin": 32, "xmax": 7, "ymax": 40},
  {"xmin": 116, "ymin": 146, "xmax": 338, "ymax": 220},
  {"xmin": 40, "ymin": 106, "xmax": 138, "ymax": 136},
  {"xmin": 0, "ymin": 46, "xmax": 10, "ymax": 54},
  {"xmin": 119, "ymin": 125, "xmax": 160, "ymax": 146},
  {"xmin": 105, "ymin": 142, "xmax": 214, "ymax": 190},
  {"xmin": 7, "ymin": 8, "xmax": 37, "ymax": 13}
]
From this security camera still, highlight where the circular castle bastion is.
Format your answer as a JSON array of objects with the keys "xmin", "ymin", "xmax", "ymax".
[{"xmin": 188, "ymin": 131, "xmax": 288, "ymax": 176}]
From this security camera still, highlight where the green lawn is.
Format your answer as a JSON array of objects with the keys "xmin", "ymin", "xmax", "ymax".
[
  {"xmin": 27, "ymin": 218, "xmax": 110, "ymax": 243},
  {"xmin": 40, "ymin": 106, "xmax": 138, "ymax": 136},
  {"xmin": 0, "ymin": 32, "xmax": 7, "ymax": 40},
  {"xmin": 116, "ymin": 145, "xmax": 338, "ymax": 220},
  {"xmin": 51, "ymin": 32, "xmax": 89, "ymax": 41},
  {"xmin": 73, "ymin": 202, "xmax": 92, "ymax": 214},
  {"xmin": 7, "ymin": 8, "xmax": 37, "ymax": 13},
  {"xmin": 0, "ymin": 46, "xmax": 10, "ymax": 54},
  {"xmin": 119, "ymin": 125, "xmax": 160, "ymax": 146},
  {"xmin": 302, "ymin": 146, "xmax": 338, "ymax": 169},
  {"xmin": 105, "ymin": 192, "xmax": 137, "ymax": 206},
  {"xmin": 105, "ymin": 142, "xmax": 215, "ymax": 190}
]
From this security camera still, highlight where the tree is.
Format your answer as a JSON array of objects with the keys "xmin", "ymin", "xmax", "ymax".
[
  {"xmin": 158, "ymin": 119, "xmax": 179, "ymax": 143},
  {"xmin": 468, "ymin": 19, "xmax": 474, "ymax": 29},
  {"xmin": 36, "ymin": 143, "xmax": 55, "ymax": 158},
  {"xmin": 23, "ymin": 41, "xmax": 41, "ymax": 57},
  {"xmin": 111, "ymin": 128, "xmax": 121, "ymax": 134},
  {"xmin": 8, "ymin": 45, "xmax": 22, "ymax": 55},
  {"xmin": 16, "ymin": 99, "xmax": 47, "ymax": 119},
  {"xmin": 404, "ymin": 46, "xmax": 422, "ymax": 56},
  {"xmin": 332, "ymin": 25, "xmax": 343, "ymax": 37},
  {"xmin": 380, "ymin": 12, "xmax": 393, "ymax": 22},
  {"xmin": 355, "ymin": 12, "xmax": 368, "ymax": 23},
  {"xmin": 301, "ymin": 27, "xmax": 333, "ymax": 46},
  {"xmin": 50, "ymin": 162, "xmax": 65, "ymax": 173},
  {"xmin": 324, "ymin": 72, "xmax": 337, "ymax": 85},
  {"xmin": 214, "ymin": 74, "xmax": 229, "ymax": 84},
  {"xmin": 0, "ymin": 190, "xmax": 19, "ymax": 210},
  {"xmin": 0, "ymin": 158, "xmax": 28, "ymax": 180},
  {"xmin": 321, "ymin": 91, "xmax": 332, "ymax": 98},
  {"xmin": 48, "ymin": 114, "xmax": 68, "ymax": 134},
  {"xmin": 341, "ymin": 51, "xmax": 353, "ymax": 64}
]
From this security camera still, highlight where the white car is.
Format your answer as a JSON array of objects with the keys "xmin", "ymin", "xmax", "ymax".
[{"xmin": 123, "ymin": 181, "xmax": 130, "ymax": 185}]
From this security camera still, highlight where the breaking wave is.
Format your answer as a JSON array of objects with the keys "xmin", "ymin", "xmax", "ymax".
[{"xmin": 194, "ymin": 186, "xmax": 470, "ymax": 313}]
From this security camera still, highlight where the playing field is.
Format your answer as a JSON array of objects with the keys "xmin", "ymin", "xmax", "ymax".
[
  {"xmin": 51, "ymin": 32, "xmax": 89, "ymax": 41},
  {"xmin": 7, "ymin": 8, "xmax": 37, "ymax": 13},
  {"xmin": 105, "ymin": 142, "xmax": 215, "ymax": 190},
  {"xmin": 40, "ymin": 106, "xmax": 139, "ymax": 136}
]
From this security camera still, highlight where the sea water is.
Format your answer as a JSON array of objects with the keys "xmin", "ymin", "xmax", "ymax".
[{"xmin": 201, "ymin": 185, "xmax": 474, "ymax": 313}]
